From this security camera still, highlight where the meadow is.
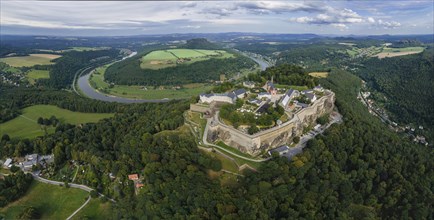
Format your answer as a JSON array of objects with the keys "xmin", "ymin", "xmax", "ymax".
[
  {"xmin": 90, "ymin": 64, "xmax": 213, "ymax": 100},
  {"xmin": 71, "ymin": 198, "xmax": 113, "ymax": 220},
  {"xmin": 0, "ymin": 181, "xmax": 88, "ymax": 219},
  {"xmin": 374, "ymin": 46, "xmax": 425, "ymax": 58},
  {"xmin": 26, "ymin": 69, "xmax": 50, "ymax": 84},
  {"xmin": 140, "ymin": 49, "xmax": 233, "ymax": 69},
  {"xmin": 308, "ymin": 72, "xmax": 329, "ymax": 78},
  {"xmin": 0, "ymin": 105, "xmax": 114, "ymax": 139},
  {"xmin": 0, "ymin": 54, "xmax": 61, "ymax": 67}
]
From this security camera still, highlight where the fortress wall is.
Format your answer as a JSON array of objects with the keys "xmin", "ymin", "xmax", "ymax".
[
  {"xmin": 208, "ymin": 91, "xmax": 335, "ymax": 156},
  {"xmin": 190, "ymin": 104, "xmax": 210, "ymax": 113}
]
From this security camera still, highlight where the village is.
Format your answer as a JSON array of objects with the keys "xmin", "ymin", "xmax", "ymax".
[{"xmin": 358, "ymin": 80, "xmax": 429, "ymax": 146}]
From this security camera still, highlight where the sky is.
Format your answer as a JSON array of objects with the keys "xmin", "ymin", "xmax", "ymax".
[{"xmin": 1, "ymin": 0, "xmax": 433, "ymax": 36}]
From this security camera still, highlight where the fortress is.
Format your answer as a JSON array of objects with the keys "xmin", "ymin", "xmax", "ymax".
[{"xmin": 205, "ymin": 90, "xmax": 335, "ymax": 156}]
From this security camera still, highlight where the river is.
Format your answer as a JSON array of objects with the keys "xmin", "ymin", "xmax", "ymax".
[{"xmin": 76, "ymin": 51, "xmax": 270, "ymax": 103}]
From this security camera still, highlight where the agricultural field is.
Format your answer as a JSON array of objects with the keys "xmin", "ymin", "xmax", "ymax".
[
  {"xmin": 0, "ymin": 181, "xmax": 88, "ymax": 220},
  {"xmin": 0, "ymin": 54, "xmax": 61, "ymax": 67},
  {"xmin": 71, "ymin": 198, "xmax": 113, "ymax": 220},
  {"xmin": 26, "ymin": 69, "xmax": 50, "ymax": 84},
  {"xmin": 373, "ymin": 46, "xmax": 425, "ymax": 58},
  {"xmin": 90, "ymin": 64, "xmax": 213, "ymax": 99},
  {"xmin": 0, "ymin": 105, "xmax": 114, "ymax": 139},
  {"xmin": 140, "ymin": 49, "xmax": 233, "ymax": 69},
  {"xmin": 308, "ymin": 72, "xmax": 329, "ymax": 78}
]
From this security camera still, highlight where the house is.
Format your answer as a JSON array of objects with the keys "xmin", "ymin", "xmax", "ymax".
[
  {"xmin": 256, "ymin": 103, "xmax": 270, "ymax": 114},
  {"xmin": 314, "ymin": 124, "xmax": 321, "ymax": 130},
  {"xmin": 301, "ymin": 89, "xmax": 314, "ymax": 95},
  {"xmin": 280, "ymin": 89, "xmax": 300, "ymax": 109},
  {"xmin": 243, "ymin": 81, "xmax": 256, "ymax": 88},
  {"xmin": 248, "ymin": 99, "xmax": 262, "ymax": 106},
  {"xmin": 3, "ymin": 158, "xmax": 12, "ymax": 168},
  {"xmin": 199, "ymin": 93, "xmax": 236, "ymax": 104},
  {"xmin": 257, "ymin": 92, "xmax": 271, "ymax": 100},
  {"xmin": 268, "ymin": 145, "xmax": 289, "ymax": 156},
  {"xmin": 265, "ymin": 81, "xmax": 278, "ymax": 95},
  {"xmin": 296, "ymin": 102, "xmax": 309, "ymax": 109},
  {"xmin": 136, "ymin": 183, "xmax": 144, "ymax": 188},
  {"xmin": 128, "ymin": 174, "xmax": 139, "ymax": 180},
  {"xmin": 314, "ymin": 85, "xmax": 324, "ymax": 92},
  {"xmin": 305, "ymin": 93, "xmax": 317, "ymax": 102},
  {"xmin": 233, "ymin": 89, "xmax": 247, "ymax": 99}
]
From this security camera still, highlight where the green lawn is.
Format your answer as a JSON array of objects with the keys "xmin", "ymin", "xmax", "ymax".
[
  {"xmin": 0, "ymin": 181, "xmax": 88, "ymax": 220},
  {"xmin": 0, "ymin": 105, "xmax": 113, "ymax": 139},
  {"xmin": 71, "ymin": 198, "xmax": 113, "ymax": 220},
  {"xmin": 0, "ymin": 54, "xmax": 61, "ymax": 67},
  {"xmin": 382, "ymin": 46, "xmax": 425, "ymax": 53},
  {"xmin": 201, "ymin": 149, "xmax": 239, "ymax": 173},
  {"xmin": 26, "ymin": 69, "xmax": 50, "ymax": 84},
  {"xmin": 274, "ymin": 84, "xmax": 309, "ymax": 91}
]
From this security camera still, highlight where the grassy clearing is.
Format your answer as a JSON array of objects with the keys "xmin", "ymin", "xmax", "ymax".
[
  {"xmin": 274, "ymin": 84, "xmax": 309, "ymax": 91},
  {"xmin": 140, "ymin": 49, "xmax": 233, "ymax": 70},
  {"xmin": 0, "ymin": 54, "xmax": 61, "ymax": 67},
  {"xmin": 374, "ymin": 46, "xmax": 425, "ymax": 58},
  {"xmin": 71, "ymin": 198, "xmax": 112, "ymax": 220},
  {"xmin": 308, "ymin": 72, "xmax": 329, "ymax": 78},
  {"xmin": 0, "ymin": 105, "xmax": 113, "ymax": 139},
  {"xmin": 0, "ymin": 181, "xmax": 88, "ymax": 220},
  {"xmin": 201, "ymin": 149, "xmax": 239, "ymax": 173},
  {"xmin": 26, "ymin": 69, "xmax": 50, "ymax": 84}
]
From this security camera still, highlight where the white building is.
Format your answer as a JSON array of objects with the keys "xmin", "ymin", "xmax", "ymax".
[
  {"xmin": 314, "ymin": 85, "xmax": 324, "ymax": 92},
  {"xmin": 280, "ymin": 89, "xmax": 300, "ymax": 109},
  {"xmin": 200, "ymin": 93, "xmax": 236, "ymax": 104},
  {"xmin": 243, "ymin": 81, "xmax": 256, "ymax": 88},
  {"xmin": 257, "ymin": 92, "xmax": 271, "ymax": 100}
]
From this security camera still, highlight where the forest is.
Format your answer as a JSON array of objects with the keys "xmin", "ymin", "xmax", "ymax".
[
  {"xmin": 247, "ymin": 64, "xmax": 317, "ymax": 88},
  {"xmin": 0, "ymin": 171, "xmax": 33, "ymax": 207},
  {"xmin": 356, "ymin": 49, "xmax": 434, "ymax": 140},
  {"xmin": 47, "ymin": 49, "xmax": 120, "ymax": 88},
  {"xmin": 105, "ymin": 53, "xmax": 255, "ymax": 86},
  {"xmin": 1, "ymin": 68, "xmax": 431, "ymax": 219}
]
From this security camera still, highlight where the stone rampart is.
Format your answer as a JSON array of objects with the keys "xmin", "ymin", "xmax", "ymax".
[{"xmin": 207, "ymin": 91, "xmax": 335, "ymax": 156}]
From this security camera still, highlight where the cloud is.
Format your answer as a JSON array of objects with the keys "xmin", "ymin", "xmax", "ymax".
[
  {"xmin": 235, "ymin": 1, "xmax": 324, "ymax": 14},
  {"xmin": 377, "ymin": 19, "xmax": 401, "ymax": 29},
  {"xmin": 288, "ymin": 7, "xmax": 402, "ymax": 31}
]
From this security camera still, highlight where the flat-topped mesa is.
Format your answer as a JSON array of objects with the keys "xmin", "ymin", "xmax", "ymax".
[{"xmin": 206, "ymin": 88, "xmax": 335, "ymax": 156}]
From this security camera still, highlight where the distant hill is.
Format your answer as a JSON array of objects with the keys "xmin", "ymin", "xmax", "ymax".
[{"xmin": 183, "ymin": 38, "xmax": 219, "ymax": 50}]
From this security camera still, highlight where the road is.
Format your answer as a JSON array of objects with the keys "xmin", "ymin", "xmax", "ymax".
[
  {"xmin": 66, "ymin": 196, "xmax": 91, "ymax": 220},
  {"xmin": 282, "ymin": 111, "xmax": 343, "ymax": 160},
  {"xmin": 31, "ymin": 173, "xmax": 116, "ymax": 203},
  {"xmin": 202, "ymin": 115, "xmax": 270, "ymax": 162}
]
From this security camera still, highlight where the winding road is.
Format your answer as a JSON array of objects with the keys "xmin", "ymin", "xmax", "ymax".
[{"xmin": 30, "ymin": 173, "xmax": 116, "ymax": 220}]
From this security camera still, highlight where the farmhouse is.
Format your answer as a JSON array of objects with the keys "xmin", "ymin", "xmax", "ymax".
[{"xmin": 19, "ymin": 154, "xmax": 54, "ymax": 171}]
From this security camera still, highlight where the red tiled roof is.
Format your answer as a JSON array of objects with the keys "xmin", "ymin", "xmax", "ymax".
[{"xmin": 128, "ymin": 174, "xmax": 138, "ymax": 180}]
